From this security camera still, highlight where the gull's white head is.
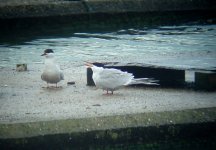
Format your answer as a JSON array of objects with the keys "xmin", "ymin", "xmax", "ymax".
[{"xmin": 41, "ymin": 49, "xmax": 55, "ymax": 58}]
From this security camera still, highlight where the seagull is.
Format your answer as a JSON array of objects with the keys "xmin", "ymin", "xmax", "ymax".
[
  {"xmin": 86, "ymin": 63, "xmax": 158, "ymax": 94},
  {"xmin": 41, "ymin": 49, "xmax": 64, "ymax": 88}
]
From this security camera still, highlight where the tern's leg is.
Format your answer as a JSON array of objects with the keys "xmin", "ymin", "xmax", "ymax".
[
  {"xmin": 102, "ymin": 89, "xmax": 109, "ymax": 95},
  {"xmin": 105, "ymin": 90, "xmax": 114, "ymax": 95},
  {"xmin": 47, "ymin": 82, "xmax": 49, "ymax": 88}
]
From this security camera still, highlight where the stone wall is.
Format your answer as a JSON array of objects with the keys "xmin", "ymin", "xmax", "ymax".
[{"xmin": 0, "ymin": 0, "xmax": 216, "ymax": 18}]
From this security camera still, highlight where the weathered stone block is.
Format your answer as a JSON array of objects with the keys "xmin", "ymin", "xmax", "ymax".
[
  {"xmin": 16, "ymin": 64, "xmax": 27, "ymax": 72},
  {"xmin": 0, "ymin": 1, "xmax": 87, "ymax": 18},
  {"xmin": 195, "ymin": 71, "xmax": 216, "ymax": 91},
  {"xmin": 86, "ymin": 67, "xmax": 94, "ymax": 86},
  {"xmin": 84, "ymin": 0, "xmax": 216, "ymax": 14},
  {"xmin": 0, "ymin": 0, "xmax": 216, "ymax": 18}
]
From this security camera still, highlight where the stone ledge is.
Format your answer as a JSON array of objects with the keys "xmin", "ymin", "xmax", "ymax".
[
  {"xmin": 85, "ymin": 0, "xmax": 216, "ymax": 13},
  {"xmin": 0, "ymin": 0, "xmax": 216, "ymax": 18},
  {"xmin": 0, "ymin": 108, "xmax": 216, "ymax": 149},
  {"xmin": 195, "ymin": 71, "xmax": 216, "ymax": 91},
  {"xmin": 0, "ymin": 107, "xmax": 215, "ymax": 139},
  {"xmin": 0, "ymin": 1, "xmax": 86, "ymax": 18}
]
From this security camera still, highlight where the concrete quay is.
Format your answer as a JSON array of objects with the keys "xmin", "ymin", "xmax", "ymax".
[
  {"xmin": 0, "ymin": 0, "xmax": 216, "ymax": 19},
  {"xmin": 0, "ymin": 0, "xmax": 216, "ymax": 149},
  {"xmin": 0, "ymin": 64, "xmax": 216, "ymax": 149}
]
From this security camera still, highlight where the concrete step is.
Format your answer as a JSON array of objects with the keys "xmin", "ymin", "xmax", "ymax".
[{"xmin": 0, "ymin": 108, "xmax": 216, "ymax": 149}]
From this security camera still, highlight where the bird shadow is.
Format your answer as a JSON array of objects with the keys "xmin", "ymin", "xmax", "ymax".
[
  {"xmin": 41, "ymin": 86, "xmax": 64, "ymax": 91},
  {"xmin": 99, "ymin": 91, "xmax": 125, "ymax": 97}
]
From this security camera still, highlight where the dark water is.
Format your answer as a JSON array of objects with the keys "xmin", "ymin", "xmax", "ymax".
[{"xmin": 0, "ymin": 12, "xmax": 216, "ymax": 71}]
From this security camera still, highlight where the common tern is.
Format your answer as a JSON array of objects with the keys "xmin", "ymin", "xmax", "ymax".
[
  {"xmin": 41, "ymin": 49, "xmax": 64, "ymax": 88},
  {"xmin": 86, "ymin": 63, "xmax": 158, "ymax": 94}
]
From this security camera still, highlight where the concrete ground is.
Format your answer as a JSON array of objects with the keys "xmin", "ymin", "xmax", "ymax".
[
  {"xmin": 0, "ymin": 64, "xmax": 216, "ymax": 124},
  {"xmin": 0, "ymin": 0, "xmax": 216, "ymax": 144},
  {"xmin": 0, "ymin": 63, "xmax": 216, "ymax": 140}
]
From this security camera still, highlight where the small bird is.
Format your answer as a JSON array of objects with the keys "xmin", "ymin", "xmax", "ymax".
[
  {"xmin": 41, "ymin": 49, "xmax": 64, "ymax": 88},
  {"xmin": 86, "ymin": 63, "xmax": 158, "ymax": 94}
]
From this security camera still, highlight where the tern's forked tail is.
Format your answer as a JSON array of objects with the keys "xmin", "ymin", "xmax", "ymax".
[{"xmin": 129, "ymin": 78, "xmax": 159, "ymax": 85}]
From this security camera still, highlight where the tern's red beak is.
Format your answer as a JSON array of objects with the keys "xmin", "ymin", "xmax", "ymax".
[
  {"xmin": 85, "ymin": 62, "xmax": 93, "ymax": 68},
  {"xmin": 41, "ymin": 53, "xmax": 47, "ymax": 56}
]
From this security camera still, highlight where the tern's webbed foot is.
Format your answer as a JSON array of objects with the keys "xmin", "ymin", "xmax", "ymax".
[{"xmin": 103, "ymin": 90, "xmax": 114, "ymax": 95}]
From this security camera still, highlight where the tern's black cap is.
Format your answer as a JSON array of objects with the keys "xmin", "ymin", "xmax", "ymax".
[
  {"xmin": 41, "ymin": 49, "xmax": 54, "ymax": 56},
  {"xmin": 44, "ymin": 49, "xmax": 54, "ymax": 53}
]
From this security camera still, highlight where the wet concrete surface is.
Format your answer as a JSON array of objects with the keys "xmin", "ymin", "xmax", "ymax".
[{"xmin": 0, "ymin": 64, "xmax": 216, "ymax": 138}]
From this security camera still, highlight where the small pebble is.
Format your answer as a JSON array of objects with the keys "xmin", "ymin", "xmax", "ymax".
[
  {"xmin": 92, "ymin": 104, "xmax": 101, "ymax": 106},
  {"xmin": 67, "ymin": 81, "xmax": 75, "ymax": 85}
]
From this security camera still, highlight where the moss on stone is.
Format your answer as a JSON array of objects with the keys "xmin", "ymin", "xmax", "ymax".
[{"xmin": 1, "ymin": 107, "xmax": 216, "ymax": 139}]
